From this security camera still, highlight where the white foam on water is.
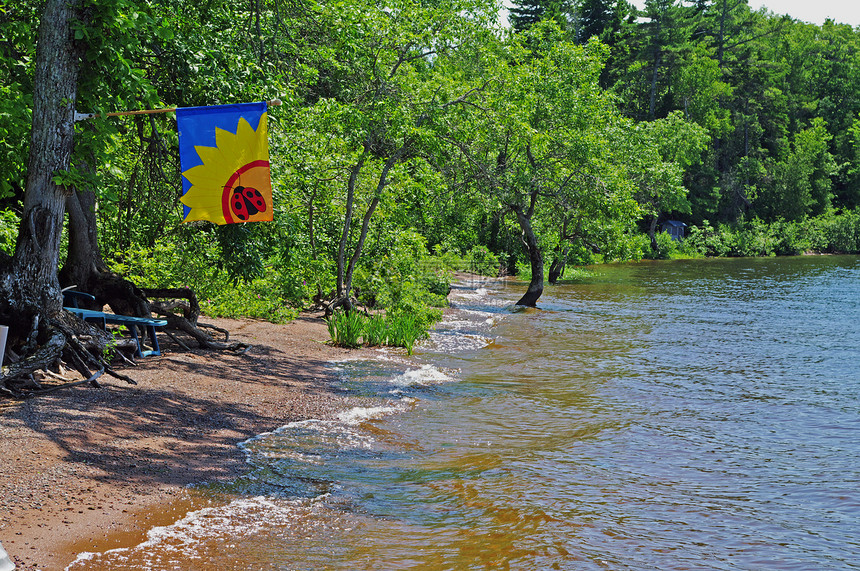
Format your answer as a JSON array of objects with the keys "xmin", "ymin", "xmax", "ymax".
[
  {"xmin": 336, "ymin": 399, "xmax": 414, "ymax": 425},
  {"xmin": 389, "ymin": 364, "xmax": 456, "ymax": 387},
  {"xmin": 65, "ymin": 495, "xmax": 321, "ymax": 570},
  {"xmin": 428, "ymin": 331, "xmax": 493, "ymax": 352}
]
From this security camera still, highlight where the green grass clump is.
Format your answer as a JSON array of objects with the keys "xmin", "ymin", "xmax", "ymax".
[
  {"xmin": 326, "ymin": 310, "xmax": 364, "ymax": 349},
  {"xmin": 327, "ymin": 310, "xmax": 435, "ymax": 355}
]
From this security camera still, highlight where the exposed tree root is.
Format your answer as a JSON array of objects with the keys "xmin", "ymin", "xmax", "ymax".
[
  {"xmin": 0, "ymin": 312, "xmax": 136, "ymax": 399},
  {"xmin": 1, "ymin": 282, "xmax": 252, "ymax": 399},
  {"xmin": 143, "ymin": 287, "xmax": 250, "ymax": 352}
]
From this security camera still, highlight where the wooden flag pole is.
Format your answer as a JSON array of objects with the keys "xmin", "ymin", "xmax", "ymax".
[{"xmin": 74, "ymin": 99, "xmax": 282, "ymax": 122}]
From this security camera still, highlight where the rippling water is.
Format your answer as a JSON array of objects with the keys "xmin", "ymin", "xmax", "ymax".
[{"xmin": 69, "ymin": 256, "xmax": 860, "ymax": 570}]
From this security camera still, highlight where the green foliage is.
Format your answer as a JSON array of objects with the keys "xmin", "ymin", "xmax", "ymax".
[
  {"xmin": 326, "ymin": 310, "xmax": 364, "ymax": 349},
  {"xmin": 201, "ymin": 275, "xmax": 299, "ymax": 323},
  {"xmin": 106, "ymin": 238, "xmax": 219, "ymax": 298},
  {"xmin": 353, "ymin": 230, "xmax": 450, "ymax": 315},
  {"xmin": 466, "ymin": 245, "xmax": 500, "ymax": 276},
  {"xmin": 0, "ymin": 209, "xmax": 20, "ymax": 256},
  {"xmin": 646, "ymin": 231, "xmax": 681, "ymax": 260},
  {"xmin": 683, "ymin": 210, "xmax": 860, "ymax": 258}
]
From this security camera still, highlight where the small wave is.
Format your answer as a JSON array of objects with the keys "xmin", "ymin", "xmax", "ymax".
[
  {"xmin": 390, "ymin": 364, "xmax": 456, "ymax": 387},
  {"xmin": 336, "ymin": 400, "xmax": 413, "ymax": 425},
  {"xmin": 66, "ymin": 496, "xmax": 321, "ymax": 570},
  {"xmin": 427, "ymin": 331, "xmax": 492, "ymax": 352}
]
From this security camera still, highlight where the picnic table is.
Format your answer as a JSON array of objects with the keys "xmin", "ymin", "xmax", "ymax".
[{"xmin": 63, "ymin": 291, "xmax": 167, "ymax": 357}]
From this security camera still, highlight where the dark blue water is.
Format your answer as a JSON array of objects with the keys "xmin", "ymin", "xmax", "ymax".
[{"xmin": 70, "ymin": 256, "xmax": 860, "ymax": 570}]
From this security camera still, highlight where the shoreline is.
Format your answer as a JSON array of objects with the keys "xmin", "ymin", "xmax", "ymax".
[{"xmin": 0, "ymin": 313, "xmax": 380, "ymax": 571}]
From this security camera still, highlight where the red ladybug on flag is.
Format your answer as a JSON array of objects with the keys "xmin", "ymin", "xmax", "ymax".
[{"xmin": 231, "ymin": 186, "xmax": 267, "ymax": 221}]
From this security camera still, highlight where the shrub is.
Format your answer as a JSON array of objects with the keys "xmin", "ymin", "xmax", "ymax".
[
  {"xmin": 647, "ymin": 231, "xmax": 680, "ymax": 260},
  {"xmin": 466, "ymin": 245, "xmax": 500, "ymax": 276},
  {"xmin": 326, "ymin": 310, "xmax": 364, "ymax": 349},
  {"xmin": 201, "ymin": 274, "xmax": 299, "ymax": 323}
]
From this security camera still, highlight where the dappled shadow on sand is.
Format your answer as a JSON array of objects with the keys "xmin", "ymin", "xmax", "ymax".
[{"xmin": 16, "ymin": 331, "xmax": 364, "ymax": 490}]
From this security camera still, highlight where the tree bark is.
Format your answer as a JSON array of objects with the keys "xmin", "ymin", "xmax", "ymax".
[
  {"xmin": 649, "ymin": 215, "xmax": 659, "ymax": 252},
  {"xmin": 6, "ymin": 0, "xmax": 82, "ymax": 314},
  {"xmin": 60, "ymin": 187, "xmax": 110, "ymax": 289},
  {"xmin": 513, "ymin": 206, "xmax": 544, "ymax": 307},
  {"xmin": 548, "ymin": 254, "xmax": 565, "ymax": 285},
  {"xmin": 1, "ymin": 0, "xmax": 82, "ymax": 355}
]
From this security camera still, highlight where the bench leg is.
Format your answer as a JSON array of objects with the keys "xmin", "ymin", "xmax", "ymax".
[
  {"xmin": 143, "ymin": 324, "xmax": 162, "ymax": 357},
  {"xmin": 126, "ymin": 325, "xmax": 143, "ymax": 358}
]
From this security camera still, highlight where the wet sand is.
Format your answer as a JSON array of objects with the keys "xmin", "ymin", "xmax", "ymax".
[{"xmin": 0, "ymin": 313, "xmax": 378, "ymax": 570}]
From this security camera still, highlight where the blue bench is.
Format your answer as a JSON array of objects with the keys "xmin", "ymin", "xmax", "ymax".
[{"xmin": 63, "ymin": 291, "xmax": 167, "ymax": 357}]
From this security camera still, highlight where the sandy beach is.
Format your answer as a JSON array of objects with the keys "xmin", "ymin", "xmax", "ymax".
[{"xmin": 0, "ymin": 313, "xmax": 380, "ymax": 570}]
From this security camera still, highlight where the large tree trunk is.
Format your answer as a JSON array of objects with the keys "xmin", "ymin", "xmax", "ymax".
[
  {"xmin": 513, "ymin": 206, "xmax": 544, "ymax": 307},
  {"xmin": 0, "ymin": 0, "xmax": 133, "ymax": 394},
  {"xmin": 1, "ymin": 0, "xmax": 81, "ymax": 341}
]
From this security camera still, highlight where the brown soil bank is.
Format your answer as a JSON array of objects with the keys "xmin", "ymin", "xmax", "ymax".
[{"xmin": 0, "ymin": 314, "xmax": 379, "ymax": 570}]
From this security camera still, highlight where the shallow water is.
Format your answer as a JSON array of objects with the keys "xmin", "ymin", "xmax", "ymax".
[{"xmin": 69, "ymin": 257, "xmax": 860, "ymax": 570}]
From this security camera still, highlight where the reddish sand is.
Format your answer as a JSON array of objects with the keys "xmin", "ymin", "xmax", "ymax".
[{"xmin": 0, "ymin": 314, "xmax": 380, "ymax": 570}]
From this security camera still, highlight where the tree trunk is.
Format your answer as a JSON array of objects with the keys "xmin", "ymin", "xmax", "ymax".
[
  {"xmin": 513, "ymin": 206, "xmax": 544, "ymax": 307},
  {"xmin": 649, "ymin": 215, "xmax": 659, "ymax": 252},
  {"xmin": 1, "ymin": 0, "xmax": 81, "ymax": 345},
  {"xmin": 332, "ymin": 144, "xmax": 401, "ymax": 314},
  {"xmin": 9, "ymin": 0, "xmax": 81, "ymax": 306},
  {"xmin": 336, "ymin": 147, "xmax": 368, "ymax": 305},
  {"xmin": 548, "ymin": 254, "xmax": 566, "ymax": 285},
  {"xmin": 60, "ymin": 187, "xmax": 110, "ymax": 288}
]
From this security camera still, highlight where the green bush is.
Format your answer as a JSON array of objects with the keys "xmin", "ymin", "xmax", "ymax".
[
  {"xmin": 107, "ymin": 237, "xmax": 221, "ymax": 299},
  {"xmin": 466, "ymin": 245, "xmax": 500, "ymax": 276},
  {"xmin": 201, "ymin": 274, "xmax": 299, "ymax": 323},
  {"xmin": 647, "ymin": 231, "xmax": 680, "ymax": 260},
  {"xmin": 685, "ymin": 221, "xmax": 732, "ymax": 257},
  {"xmin": 681, "ymin": 210, "xmax": 860, "ymax": 258}
]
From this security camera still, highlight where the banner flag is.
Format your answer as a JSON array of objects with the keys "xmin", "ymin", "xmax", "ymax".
[{"xmin": 177, "ymin": 101, "xmax": 273, "ymax": 224}]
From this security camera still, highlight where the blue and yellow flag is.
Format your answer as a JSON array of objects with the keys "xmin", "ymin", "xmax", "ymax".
[{"xmin": 177, "ymin": 101, "xmax": 272, "ymax": 224}]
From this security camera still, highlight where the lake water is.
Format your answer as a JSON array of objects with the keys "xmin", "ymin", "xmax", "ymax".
[{"xmin": 68, "ymin": 256, "xmax": 860, "ymax": 570}]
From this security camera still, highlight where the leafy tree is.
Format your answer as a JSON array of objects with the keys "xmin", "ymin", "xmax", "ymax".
[
  {"xmin": 755, "ymin": 118, "xmax": 837, "ymax": 221},
  {"xmin": 439, "ymin": 23, "xmax": 638, "ymax": 305},
  {"xmin": 281, "ymin": 0, "xmax": 497, "ymax": 312},
  {"xmin": 614, "ymin": 111, "xmax": 709, "ymax": 250}
]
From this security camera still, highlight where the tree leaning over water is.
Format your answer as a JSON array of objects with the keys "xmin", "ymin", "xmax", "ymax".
[{"xmin": 438, "ymin": 24, "xmax": 640, "ymax": 306}]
